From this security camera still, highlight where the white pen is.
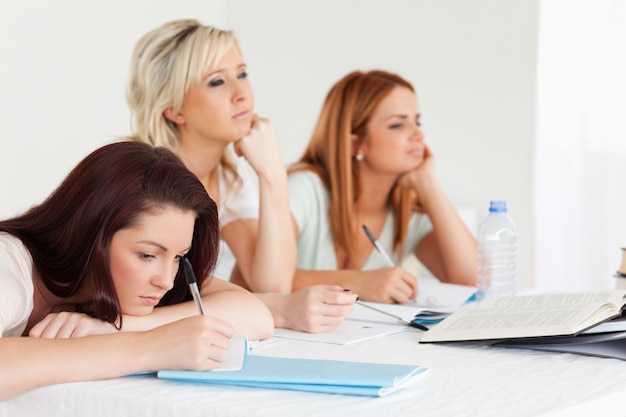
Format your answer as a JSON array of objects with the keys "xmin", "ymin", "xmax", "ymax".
[
  {"xmin": 183, "ymin": 256, "xmax": 205, "ymax": 315},
  {"xmin": 362, "ymin": 224, "xmax": 395, "ymax": 267}
]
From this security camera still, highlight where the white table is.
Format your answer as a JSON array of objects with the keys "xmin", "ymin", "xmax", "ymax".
[{"xmin": 3, "ymin": 329, "xmax": 626, "ymax": 417}]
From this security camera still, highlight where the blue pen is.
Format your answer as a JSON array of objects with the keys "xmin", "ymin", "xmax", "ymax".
[{"xmin": 183, "ymin": 256, "xmax": 205, "ymax": 315}]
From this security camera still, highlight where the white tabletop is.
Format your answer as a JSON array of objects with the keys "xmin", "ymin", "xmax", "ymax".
[{"xmin": 3, "ymin": 329, "xmax": 626, "ymax": 417}]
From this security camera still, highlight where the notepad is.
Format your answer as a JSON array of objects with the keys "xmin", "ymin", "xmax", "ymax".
[
  {"xmin": 158, "ymin": 355, "xmax": 429, "ymax": 397},
  {"xmin": 272, "ymin": 319, "xmax": 408, "ymax": 345},
  {"xmin": 347, "ymin": 282, "xmax": 476, "ymax": 326},
  {"xmin": 214, "ymin": 336, "xmax": 248, "ymax": 371}
]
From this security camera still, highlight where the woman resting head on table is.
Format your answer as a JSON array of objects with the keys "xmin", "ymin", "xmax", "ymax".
[
  {"xmin": 126, "ymin": 18, "xmax": 356, "ymax": 333},
  {"xmin": 288, "ymin": 70, "xmax": 477, "ymax": 303},
  {"xmin": 0, "ymin": 141, "xmax": 273, "ymax": 400}
]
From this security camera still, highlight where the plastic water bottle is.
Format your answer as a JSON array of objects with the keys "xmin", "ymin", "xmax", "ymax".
[{"xmin": 475, "ymin": 200, "xmax": 517, "ymax": 302}]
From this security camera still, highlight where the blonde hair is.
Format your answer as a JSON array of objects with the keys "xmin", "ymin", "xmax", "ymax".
[
  {"xmin": 289, "ymin": 70, "xmax": 418, "ymax": 265},
  {"xmin": 126, "ymin": 19, "xmax": 241, "ymax": 186}
]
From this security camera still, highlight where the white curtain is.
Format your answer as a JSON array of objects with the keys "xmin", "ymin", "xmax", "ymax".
[{"xmin": 535, "ymin": 0, "xmax": 626, "ymax": 291}]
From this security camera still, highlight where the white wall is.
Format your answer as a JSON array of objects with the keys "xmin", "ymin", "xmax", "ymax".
[
  {"xmin": 1, "ymin": 0, "xmax": 539, "ymax": 290},
  {"xmin": 0, "ymin": 0, "xmax": 227, "ymax": 217},
  {"xmin": 227, "ymin": 0, "xmax": 539, "ymax": 289}
]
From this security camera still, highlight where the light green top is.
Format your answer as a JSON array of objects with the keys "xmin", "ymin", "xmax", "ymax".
[{"xmin": 288, "ymin": 171, "xmax": 432, "ymax": 271}]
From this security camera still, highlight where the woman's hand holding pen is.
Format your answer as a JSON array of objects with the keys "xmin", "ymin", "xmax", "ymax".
[
  {"xmin": 141, "ymin": 315, "xmax": 234, "ymax": 372},
  {"xmin": 30, "ymin": 309, "xmax": 237, "ymax": 371},
  {"xmin": 344, "ymin": 268, "xmax": 417, "ymax": 304},
  {"xmin": 360, "ymin": 225, "xmax": 418, "ymax": 304}
]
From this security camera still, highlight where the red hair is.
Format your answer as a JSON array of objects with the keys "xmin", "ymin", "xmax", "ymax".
[{"xmin": 289, "ymin": 70, "xmax": 417, "ymax": 265}]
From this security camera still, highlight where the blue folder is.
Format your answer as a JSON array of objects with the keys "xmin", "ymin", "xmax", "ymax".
[{"xmin": 157, "ymin": 355, "xmax": 428, "ymax": 397}]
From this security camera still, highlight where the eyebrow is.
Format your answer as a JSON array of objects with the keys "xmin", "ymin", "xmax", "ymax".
[
  {"xmin": 205, "ymin": 62, "xmax": 247, "ymax": 78},
  {"xmin": 137, "ymin": 240, "xmax": 168, "ymax": 251},
  {"xmin": 136, "ymin": 241, "xmax": 192, "ymax": 254},
  {"xmin": 384, "ymin": 113, "xmax": 421, "ymax": 121}
]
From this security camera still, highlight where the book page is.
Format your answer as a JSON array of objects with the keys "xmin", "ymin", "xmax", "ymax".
[
  {"xmin": 481, "ymin": 291, "xmax": 625, "ymax": 312},
  {"xmin": 420, "ymin": 290, "xmax": 626, "ymax": 343}
]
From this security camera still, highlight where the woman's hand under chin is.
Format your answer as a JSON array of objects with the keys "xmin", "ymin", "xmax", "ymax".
[
  {"xmin": 232, "ymin": 114, "xmax": 285, "ymax": 181},
  {"xmin": 397, "ymin": 145, "xmax": 436, "ymax": 188},
  {"xmin": 396, "ymin": 145, "xmax": 440, "ymax": 212}
]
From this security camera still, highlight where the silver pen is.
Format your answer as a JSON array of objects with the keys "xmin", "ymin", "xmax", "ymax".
[
  {"xmin": 362, "ymin": 224, "xmax": 395, "ymax": 267},
  {"xmin": 355, "ymin": 298, "xmax": 429, "ymax": 331},
  {"xmin": 363, "ymin": 224, "xmax": 417, "ymax": 303},
  {"xmin": 183, "ymin": 256, "xmax": 205, "ymax": 315}
]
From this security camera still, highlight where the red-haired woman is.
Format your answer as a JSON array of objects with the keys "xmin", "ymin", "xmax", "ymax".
[{"xmin": 289, "ymin": 70, "xmax": 477, "ymax": 303}]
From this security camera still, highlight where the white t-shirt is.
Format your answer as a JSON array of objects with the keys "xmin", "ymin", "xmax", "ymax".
[
  {"xmin": 288, "ymin": 170, "xmax": 433, "ymax": 270},
  {"xmin": 0, "ymin": 232, "xmax": 34, "ymax": 337},
  {"xmin": 212, "ymin": 157, "xmax": 260, "ymax": 280}
]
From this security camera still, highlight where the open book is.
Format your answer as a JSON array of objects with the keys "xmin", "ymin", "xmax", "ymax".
[{"xmin": 420, "ymin": 290, "xmax": 626, "ymax": 343}]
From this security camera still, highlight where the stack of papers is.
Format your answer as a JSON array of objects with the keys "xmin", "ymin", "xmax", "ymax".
[
  {"xmin": 494, "ymin": 313, "xmax": 626, "ymax": 360},
  {"xmin": 158, "ymin": 355, "xmax": 429, "ymax": 397},
  {"xmin": 494, "ymin": 330, "xmax": 626, "ymax": 360}
]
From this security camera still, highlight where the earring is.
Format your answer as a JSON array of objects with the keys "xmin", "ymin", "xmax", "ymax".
[{"xmin": 355, "ymin": 153, "xmax": 364, "ymax": 162}]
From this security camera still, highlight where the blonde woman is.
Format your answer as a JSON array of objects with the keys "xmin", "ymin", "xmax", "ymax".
[
  {"xmin": 289, "ymin": 70, "xmax": 477, "ymax": 304},
  {"xmin": 126, "ymin": 19, "xmax": 355, "ymax": 333}
]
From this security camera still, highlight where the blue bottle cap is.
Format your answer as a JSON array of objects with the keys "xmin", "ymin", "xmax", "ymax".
[{"xmin": 489, "ymin": 200, "xmax": 507, "ymax": 213}]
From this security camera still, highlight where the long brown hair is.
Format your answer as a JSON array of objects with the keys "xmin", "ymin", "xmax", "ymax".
[
  {"xmin": 0, "ymin": 142, "xmax": 219, "ymax": 326},
  {"xmin": 289, "ymin": 70, "xmax": 417, "ymax": 265}
]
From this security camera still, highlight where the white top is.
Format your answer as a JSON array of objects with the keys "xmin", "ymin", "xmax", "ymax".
[
  {"xmin": 288, "ymin": 170, "xmax": 433, "ymax": 270},
  {"xmin": 213, "ymin": 157, "xmax": 260, "ymax": 280},
  {"xmin": 0, "ymin": 232, "xmax": 34, "ymax": 337}
]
